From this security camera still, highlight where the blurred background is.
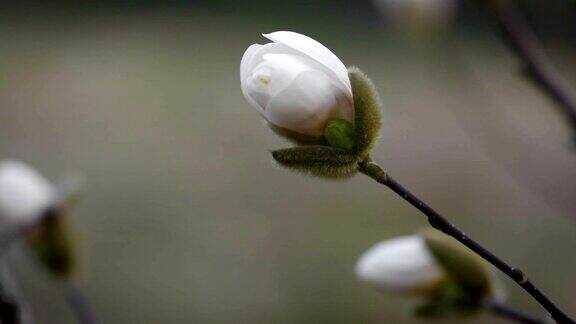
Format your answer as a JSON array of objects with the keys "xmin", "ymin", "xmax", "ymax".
[{"xmin": 0, "ymin": 1, "xmax": 575, "ymax": 323}]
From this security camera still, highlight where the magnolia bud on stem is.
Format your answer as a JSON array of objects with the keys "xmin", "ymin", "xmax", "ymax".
[
  {"xmin": 358, "ymin": 161, "xmax": 574, "ymax": 323},
  {"xmin": 241, "ymin": 31, "xmax": 573, "ymax": 323},
  {"xmin": 0, "ymin": 160, "xmax": 97, "ymax": 324},
  {"xmin": 356, "ymin": 230, "xmax": 523, "ymax": 319}
]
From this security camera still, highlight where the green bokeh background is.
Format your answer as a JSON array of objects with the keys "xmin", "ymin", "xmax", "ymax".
[{"xmin": 0, "ymin": 1, "xmax": 575, "ymax": 323}]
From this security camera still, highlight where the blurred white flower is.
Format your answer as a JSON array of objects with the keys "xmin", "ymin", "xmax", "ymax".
[
  {"xmin": 240, "ymin": 31, "xmax": 354, "ymax": 138},
  {"xmin": 0, "ymin": 160, "xmax": 56, "ymax": 233},
  {"xmin": 372, "ymin": 0, "xmax": 457, "ymax": 34},
  {"xmin": 355, "ymin": 235, "xmax": 446, "ymax": 295}
]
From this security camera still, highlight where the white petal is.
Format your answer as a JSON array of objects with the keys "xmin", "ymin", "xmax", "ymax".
[
  {"xmin": 241, "ymin": 44, "xmax": 266, "ymax": 114},
  {"xmin": 263, "ymin": 31, "xmax": 352, "ymax": 99},
  {"xmin": 249, "ymin": 54, "xmax": 315, "ymax": 106},
  {"xmin": 260, "ymin": 53, "xmax": 314, "ymax": 93},
  {"xmin": 355, "ymin": 235, "xmax": 445, "ymax": 295},
  {"xmin": 241, "ymin": 43, "xmax": 305, "ymax": 114},
  {"xmin": 0, "ymin": 160, "xmax": 56, "ymax": 227},
  {"xmin": 245, "ymin": 42, "xmax": 304, "ymax": 74},
  {"xmin": 240, "ymin": 44, "xmax": 262, "ymax": 85},
  {"xmin": 265, "ymin": 70, "xmax": 346, "ymax": 137}
]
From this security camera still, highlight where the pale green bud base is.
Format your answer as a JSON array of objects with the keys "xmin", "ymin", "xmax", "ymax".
[
  {"xmin": 324, "ymin": 118, "xmax": 356, "ymax": 151},
  {"xmin": 268, "ymin": 123, "xmax": 326, "ymax": 146},
  {"xmin": 409, "ymin": 228, "xmax": 499, "ymax": 319},
  {"xmin": 271, "ymin": 67, "xmax": 383, "ymax": 179}
]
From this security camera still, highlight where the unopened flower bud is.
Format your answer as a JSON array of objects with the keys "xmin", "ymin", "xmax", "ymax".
[
  {"xmin": 0, "ymin": 160, "xmax": 82, "ymax": 278},
  {"xmin": 355, "ymin": 235, "xmax": 446, "ymax": 295},
  {"xmin": 0, "ymin": 160, "xmax": 57, "ymax": 235},
  {"xmin": 241, "ymin": 31, "xmax": 354, "ymax": 141},
  {"xmin": 357, "ymin": 231, "xmax": 503, "ymax": 318}
]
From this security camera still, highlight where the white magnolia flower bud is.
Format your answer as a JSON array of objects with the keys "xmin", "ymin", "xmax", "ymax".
[
  {"xmin": 355, "ymin": 235, "xmax": 446, "ymax": 295},
  {"xmin": 0, "ymin": 160, "xmax": 57, "ymax": 232},
  {"xmin": 240, "ymin": 31, "xmax": 354, "ymax": 138}
]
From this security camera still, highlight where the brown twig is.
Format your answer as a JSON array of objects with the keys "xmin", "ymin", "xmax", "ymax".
[
  {"xmin": 358, "ymin": 161, "xmax": 575, "ymax": 323},
  {"xmin": 490, "ymin": 2, "xmax": 576, "ymax": 144},
  {"xmin": 63, "ymin": 281, "xmax": 97, "ymax": 324},
  {"xmin": 0, "ymin": 255, "xmax": 35, "ymax": 324}
]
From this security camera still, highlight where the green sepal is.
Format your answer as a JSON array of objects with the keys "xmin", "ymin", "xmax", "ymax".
[
  {"xmin": 348, "ymin": 67, "xmax": 383, "ymax": 160},
  {"xmin": 421, "ymin": 229, "xmax": 492, "ymax": 300},
  {"xmin": 271, "ymin": 146, "xmax": 357, "ymax": 179},
  {"xmin": 411, "ymin": 281, "xmax": 482, "ymax": 318},
  {"xmin": 324, "ymin": 118, "xmax": 356, "ymax": 151},
  {"xmin": 27, "ymin": 208, "xmax": 76, "ymax": 278}
]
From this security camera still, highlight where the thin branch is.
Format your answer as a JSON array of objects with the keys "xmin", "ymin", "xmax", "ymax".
[
  {"xmin": 489, "ymin": 302, "xmax": 547, "ymax": 324},
  {"xmin": 491, "ymin": 2, "xmax": 576, "ymax": 143},
  {"xmin": 63, "ymin": 281, "xmax": 97, "ymax": 324},
  {"xmin": 0, "ymin": 255, "xmax": 35, "ymax": 324},
  {"xmin": 357, "ymin": 161, "xmax": 575, "ymax": 324}
]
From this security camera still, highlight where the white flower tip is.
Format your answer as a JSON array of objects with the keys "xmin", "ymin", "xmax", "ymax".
[
  {"xmin": 261, "ymin": 31, "xmax": 300, "ymax": 41},
  {"xmin": 261, "ymin": 30, "xmax": 351, "ymax": 92},
  {"xmin": 0, "ymin": 160, "xmax": 56, "ymax": 226},
  {"xmin": 355, "ymin": 235, "xmax": 446, "ymax": 295}
]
